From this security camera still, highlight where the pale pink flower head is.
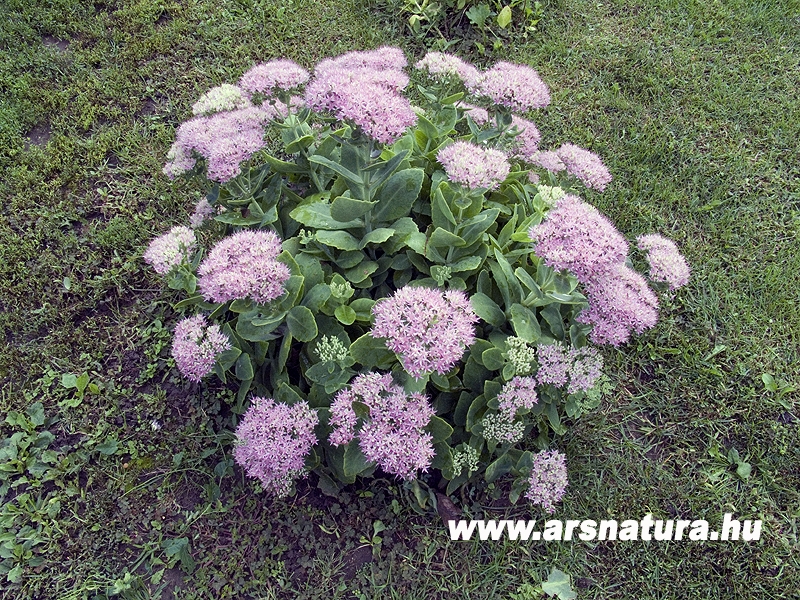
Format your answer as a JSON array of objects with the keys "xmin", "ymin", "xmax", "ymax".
[
  {"xmin": 555, "ymin": 143, "xmax": 612, "ymax": 191},
  {"xmin": 191, "ymin": 84, "xmax": 251, "ymax": 116},
  {"xmin": 198, "ymin": 230, "xmax": 291, "ymax": 304},
  {"xmin": 163, "ymin": 107, "xmax": 272, "ymax": 182},
  {"xmin": 637, "ymin": 234, "xmax": 691, "ymax": 290},
  {"xmin": 525, "ymin": 450, "xmax": 568, "ymax": 513},
  {"xmin": 304, "ymin": 56, "xmax": 416, "ymax": 145},
  {"xmin": 171, "ymin": 314, "xmax": 232, "ymax": 382},
  {"xmin": 315, "ymin": 46, "xmax": 408, "ymax": 73},
  {"xmin": 437, "ymin": 141, "xmax": 510, "ymax": 191},
  {"xmin": 536, "ymin": 344, "xmax": 603, "ymax": 394},
  {"xmin": 371, "ymin": 287, "xmax": 479, "ymax": 378},
  {"xmin": 415, "ymin": 52, "xmax": 480, "ymax": 87},
  {"xmin": 189, "ymin": 198, "xmax": 215, "ymax": 228},
  {"xmin": 144, "ymin": 226, "xmax": 196, "ymax": 275},
  {"xmin": 234, "ymin": 397, "xmax": 319, "ymax": 497},
  {"xmin": 509, "ymin": 115, "xmax": 541, "ymax": 161},
  {"xmin": 497, "ymin": 376, "xmax": 538, "ymax": 421},
  {"xmin": 529, "ymin": 194, "xmax": 629, "ymax": 283},
  {"xmin": 238, "ymin": 59, "xmax": 310, "ymax": 97},
  {"xmin": 529, "ymin": 150, "xmax": 566, "ymax": 173},
  {"xmin": 456, "ymin": 102, "xmax": 490, "ymax": 125},
  {"xmin": 468, "ymin": 61, "xmax": 550, "ymax": 111},
  {"xmin": 577, "ymin": 263, "xmax": 660, "ymax": 346},
  {"xmin": 329, "ymin": 372, "xmax": 435, "ymax": 480}
]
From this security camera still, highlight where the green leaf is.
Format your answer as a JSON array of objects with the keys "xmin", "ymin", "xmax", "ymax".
[
  {"xmin": 349, "ymin": 334, "xmax": 395, "ymax": 369},
  {"xmin": 344, "ymin": 260, "xmax": 379, "ymax": 284},
  {"xmin": 344, "ymin": 442, "xmax": 372, "ymax": 478},
  {"xmin": 365, "ymin": 149, "xmax": 410, "ymax": 192},
  {"xmin": 466, "ymin": 3, "xmax": 491, "ymax": 28},
  {"xmin": 173, "ymin": 294, "xmax": 204, "ymax": 309},
  {"xmin": 426, "ymin": 416, "xmax": 454, "ymax": 443},
  {"xmin": 285, "ymin": 134, "xmax": 315, "ymax": 154},
  {"xmin": 465, "ymin": 395, "xmax": 487, "ymax": 431},
  {"xmin": 334, "ymin": 304, "xmax": 356, "ymax": 325},
  {"xmin": 372, "ymin": 168, "xmax": 424, "ymax": 222},
  {"xmin": 432, "ymin": 186, "xmax": 457, "ymax": 231},
  {"xmin": 290, "ymin": 202, "xmax": 361, "ymax": 230},
  {"xmin": 736, "ymin": 462, "xmax": 752, "ymax": 479},
  {"xmin": 287, "ymin": 306, "xmax": 318, "ymax": 342},
  {"xmin": 349, "ymin": 298, "xmax": 375, "ymax": 322},
  {"xmin": 26, "ymin": 402, "xmax": 45, "ymax": 427},
  {"xmin": 546, "ymin": 402, "xmax": 564, "ymax": 433},
  {"xmin": 471, "ymin": 293, "xmax": 506, "ymax": 327},
  {"xmin": 315, "ymin": 230, "xmax": 360, "ymax": 251},
  {"xmin": 459, "ymin": 209, "xmax": 500, "ymax": 246},
  {"xmin": 235, "ymin": 353, "xmax": 254, "ymax": 381},
  {"xmin": 264, "ymin": 153, "xmax": 306, "ymax": 174},
  {"xmin": 316, "ymin": 471, "xmax": 341, "ymax": 497},
  {"xmin": 485, "ymin": 454, "xmax": 514, "ymax": 483},
  {"xmin": 497, "ymin": 5, "xmax": 512, "ymax": 28},
  {"xmin": 7, "ymin": 564, "xmax": 23, "ymax": 584},
  {"xmin": 213, "ymin": 212, "xmax": 262, "ymax": 226},
  {"xmin": 510, "ymin": 304, "xmax": 541, "ymax": 343},
  {"xmin": 61, "ymin": 373, "xmax": 78, "ymax": 389},
  {"xmin": 440, "ymin": 92, "xmax": 465, "ymax": 105},
  {"xmin": 309, "ymin": 155, "xmax": 364, "ymax": 185},
  {"xmin": 76, "ymin": 372, "xmax": 90, "ymax": 394},
  {"xmin": 540, "ymin": 304, "xmax": 565, "ymax": 339},
  {"xmin": 428, "ymin": 227, "xmax": 465, "ymax": 249},
  {"xmin": 761, "ymin": 373, "xmax": 778, "ymax": 392},
  {"xmin": 330, "ymin": 195, "xmax": 375, "ymax": 222},
  {"xmin": 236, "ymin": 310, "xmax": 284, "ymax": 342},
  {"xmin": 302, "ymin": 283, "xmax": 332, "ymax": 312},
  {"xmin": 360, "ymin": 228, "xmax": 395, "ymax": 248},
  {"xmin": 451, "ymin": 255, "xmax": 483, "ymax": 273},
  {"xmin": 542, "ymin": 569, "xmax": 577, "ymax": 600},
  {"xmin": 96, "ymin": 439, "xmax": 119, "ymax": 456}
]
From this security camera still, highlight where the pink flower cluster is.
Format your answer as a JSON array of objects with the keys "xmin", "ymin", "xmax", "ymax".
[
  {"xmin": 371, "ymin": 286, "xmax": 479, "ymax": 378},
  {"xmin": 509, "ymin": 115, "xmax": 542, "ymax": 162},
  {"xmin": 239, "ymin": 59, "xmax": 310, "ymax": 97},
  {"xmin": 457, "ymin": 102, "xmax": 490, "ymax": 126},
  {"xmin": 529, "ymin": 150, "xmax": 566, "ymax": 173},
  {"xmin": 637, "ymin": 234, "xmax": 691, "ymax": 290},
  {"xmin": 467, "ymin": 61, "xmax": 551, "ymax": 112},
  {"xmin": 536, "ymin": 344, "xmax": 604, "ymax": 394},
  {"xmin": 171, "ymin": 314, "xmax": 231, "ymax": 382},
  {"xmin": 555, "ymin": 143, "xmax": 612, "ymax": 191},
  {"xmin": 530, "ymin": 194, "xmax": 628, "ymax": 282},
  {"xmin": 144, "ymin": 226, "xmax": 196, "ymax": 275},
  {"xmin": 529, "ymin": 195, "xmax": 660, "ymax": 345},
  {"xmin": 189, "ymin": 198, "xmax": 215, "ymax": 228},
  {"xmin": 497, "ymin": 376, "xmax": 539, "ymax": 421},
  {"xmin": 304, "ymin": 47, "xmax": 417, "ymax": 144},
  {"xmin": 525, "ymin": 450, "xmax": 568, "ymax": 514},
  {"xmin": 415, "ymin": 52, "xmax": 480, "ymax": 87},
  {"xmin": 437, "ymin": 141, "xmax": 510, "ymax": 191},
  {"xmin": 576, "ymin": 263, "xmax": 659, "ymax": 345},
  {"xmin": 234, "ymin": 397, "xmax": 319, "ymax": 497},
  {"xmin": 163, "ymin": 106, "xmax": 273, "ymax": 182},
  {"xmin": 329, "ymin": 372, "xmax": 435, "ymax": 480},
  {"xmin": 198, "ymin": 230, "xmax": 290, "ymax": 304}
]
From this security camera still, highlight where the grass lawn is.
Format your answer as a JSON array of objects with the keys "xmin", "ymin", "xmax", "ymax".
[{"xmin": 1, "ymin": 0, "xmax": 798, "ymax": 597}]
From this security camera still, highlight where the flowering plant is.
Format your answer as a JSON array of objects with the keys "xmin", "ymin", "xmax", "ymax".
[{"xmin": 147, "ymin": 48, "xmax": 689, "ymax": 512}]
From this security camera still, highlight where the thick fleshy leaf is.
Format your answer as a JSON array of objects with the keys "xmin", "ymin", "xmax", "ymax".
[
  {"xmin": 372, "ymin": 168, "xmax": 424, "ymax": 222},
  {"xmin": 286, "ymin": 306, "xmax": 318, "ymax": 342},
  {"xmin": 315, "ymin": 230, "xmax": 360, "ymax": 251}
]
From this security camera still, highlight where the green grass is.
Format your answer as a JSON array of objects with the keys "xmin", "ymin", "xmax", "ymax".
[{"xmin": 1, "ymin": 0, "xmax": 799, "ymax": 597}]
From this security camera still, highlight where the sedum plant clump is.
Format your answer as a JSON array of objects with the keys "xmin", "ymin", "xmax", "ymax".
[{"xmin": 145, "ymin": 47, "xmax": 690, "ymax": 512}]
